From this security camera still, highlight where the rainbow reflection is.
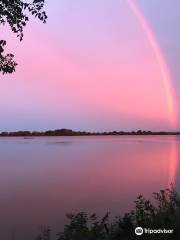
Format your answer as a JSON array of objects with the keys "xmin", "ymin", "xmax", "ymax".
[{"xmin": 168, "ymin": 140, "xmax": 178, "ymax": 186}]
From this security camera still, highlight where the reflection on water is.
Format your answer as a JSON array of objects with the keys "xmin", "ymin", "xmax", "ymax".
[
  {"xmin": 168, "ymin": 141, "xmax": 178, "ymax": 186},
  {"xmin": 0, "ymin": 136, "xmax": 179, "ymax": 240}
]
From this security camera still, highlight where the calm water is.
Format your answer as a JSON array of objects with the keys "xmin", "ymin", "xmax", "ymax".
[{"xmin": 0, "ymin": 136, "xmax": 179, "ymax": 239}]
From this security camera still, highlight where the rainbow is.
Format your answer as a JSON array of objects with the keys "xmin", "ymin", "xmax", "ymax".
[{"xmin": 127, "ymin": 0, "xmax": 177, "ymax": 128}]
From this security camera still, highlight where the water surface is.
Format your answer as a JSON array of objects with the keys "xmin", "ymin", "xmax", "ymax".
[{"xmin": 0, "ymin": 136, "xmax": 179, "ymax": 239}]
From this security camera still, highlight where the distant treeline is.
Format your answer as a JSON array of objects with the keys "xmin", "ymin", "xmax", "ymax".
[{"xmin": 0, "ymin": 129, "xmax": 180, "ymax": 136}]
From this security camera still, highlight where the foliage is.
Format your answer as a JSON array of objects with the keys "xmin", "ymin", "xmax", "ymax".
[
  {"xmin": 0, "ymin": 0, "xmax": 47, "ymax": 74},
  {"xmin": 36, "ymin": 185, "xmax": 180, "ymax": 240},
  {"xmin": 35, "ymin": 226, "xmax": 51, "ymax": 240}
]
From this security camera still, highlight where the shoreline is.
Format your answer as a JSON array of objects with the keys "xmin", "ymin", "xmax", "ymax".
[{"xmin": 0, "ymin": 131, "xmax": 179, "ymax": 137}]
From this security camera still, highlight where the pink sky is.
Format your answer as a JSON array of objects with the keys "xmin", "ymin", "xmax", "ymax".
[{"xmin": 0, "ymin": 0, "xmax": 177, "ymax": 131}]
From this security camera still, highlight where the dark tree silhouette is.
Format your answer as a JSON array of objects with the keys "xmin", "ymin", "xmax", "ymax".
[{"xmin": 0, "ymin": 0, "xmax": 47, "ymax": 74}]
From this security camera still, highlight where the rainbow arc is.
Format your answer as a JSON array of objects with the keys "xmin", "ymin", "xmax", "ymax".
[{"xmin": 127, "ymin": 0, "xmax": 177, "ymax": 128}]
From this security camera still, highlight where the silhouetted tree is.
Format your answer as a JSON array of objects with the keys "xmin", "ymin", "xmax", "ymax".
[{"xmin": 0, "ymin": 0, "xmax": 47, "ymax": 74}]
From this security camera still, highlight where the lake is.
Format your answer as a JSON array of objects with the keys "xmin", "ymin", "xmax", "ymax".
[{"xmin": 0, "ymin": 136, "xmax": 179, "ymax": 239}]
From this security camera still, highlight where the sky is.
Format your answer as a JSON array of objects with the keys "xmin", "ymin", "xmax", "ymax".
[{"xmin": 0, "ymin": 0, "xmax": 180, "ymax": 132}]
